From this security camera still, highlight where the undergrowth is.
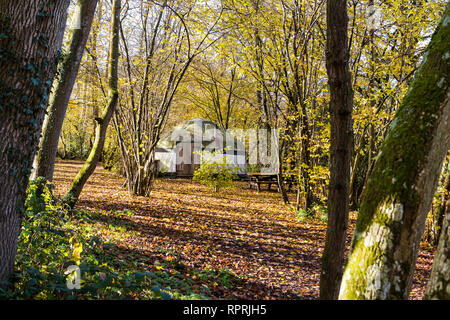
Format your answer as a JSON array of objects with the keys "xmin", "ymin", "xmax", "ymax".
[
  {"xmin": 293, "ymin": 204, "xmax": 328, "ymax": 223},
  {"xmin": 0, "ymin": 178, "xmax": 241, "ymax": 300}
]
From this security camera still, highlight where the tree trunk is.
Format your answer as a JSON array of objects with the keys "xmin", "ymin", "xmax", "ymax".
[
  {"xmin": 349, "ymin": 125, "xmax": 368, "ymax": 209},
  {"xmin": 64, "ymin": 0, "xmax": 120, "ymax": 208},
  {"xmin": 278, "ymin": 141, "xmax": 290, "ymax": 204},
  {"xmin": 433, "ymin": 164, "xmax": 449, "ymax": 245},
  {"xmin": 339, "ymin": 3, "xmax": 450, "ymax": 299},
  {"xmin": 300, "ymin": 111, "xmax": 315, "ymax": 211},
  {"xmin": 0, "ymin": 0, "xmax": 70, "ymax": 281},
  {"xmin": 31, "ymin": 0, "xmax": 98, "ymax": 182},
  {"xmin": 319, "ymin": 0, "xmax": 354, "ymax": 299},
  {"xmin": 425, "ymin": 185, "xmax": 450, "ymax": 299}
]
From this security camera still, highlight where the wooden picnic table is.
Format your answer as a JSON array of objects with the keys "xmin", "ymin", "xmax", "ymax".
[{"xmin": 247, "ymin": 173, "xmax": 279, "ymax": 192}]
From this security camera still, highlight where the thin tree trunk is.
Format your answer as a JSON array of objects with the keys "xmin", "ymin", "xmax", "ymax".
[
  {"xmin": 349, "ymin": 125, "xmax": 368, "ymax": 208},
  {"xmin": 358, "ymin": 0, "xmax": 377, "ymax": 206},
  {"xmin": 339, "ymin": 3, "xmax": 450, "ymax": 299},
  {"xmin": 0, "ymin": 0, "xmax": 69, "ymax": 281},
  {"xmin": 434, "ymin": 163, "xmax": 450, "ymax": 245},
  {"xmin": 424, "ymin": 182, "xmax": 450, "ymax": 299},
  {"xmin": 358, "ymin": 124, "xmax": 375, "ymax": 206},
  {"xmin": 300, "ymin": 120, "xmax": 314, "ymax": 211},
  {"xmin": 278, "ymin": 142, "xmax": 290, "ymax": 204},
  {"xmin": 320, "ymin": 0, "xmax": 354, "ymax": 300},
  {"xmin": 64, "ymin": 0, "xmax": 120, "ymax": 208},
  {"xmin": 32, "ymin": 0, "xmax": 98, "ymax": 182}
]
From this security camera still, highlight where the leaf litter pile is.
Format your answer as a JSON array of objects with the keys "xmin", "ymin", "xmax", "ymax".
[{"xmin": 53, "ymin": 160, "xmax": 434, "ymax": 300}]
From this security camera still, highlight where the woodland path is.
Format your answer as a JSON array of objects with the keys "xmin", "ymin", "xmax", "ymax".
[{"xmin": 53, "ymin": 160, "xmax": 433, "ymax": 299}]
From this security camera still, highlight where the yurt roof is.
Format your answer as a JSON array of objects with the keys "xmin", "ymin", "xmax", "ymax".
[{"xmin": 157, "ymin": 118, "xmax": 242, "ymax": 151}]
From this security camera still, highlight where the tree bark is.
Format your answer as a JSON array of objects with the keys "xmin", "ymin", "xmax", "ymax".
[
  {"xmin": 31, "ymin": 0, "xmax": 98, "ymax": 182},
  {"xmin": 425, "ymin": 185, "xmax": 450, "ymax": 299},
  {"xmin": 64, "ymin": 0, "xmax": 120, "ymax": 208},
  {"xmin": 433, "ymin": 164, "xmax": 449, "ymax": 245},
  {"xmin": 0, "ymin": 0, "xmax": 70, "ymax": 281},
  {"xmin": 339, "ymin": 3, "xmax": 450, "ymax": 299},
  {"xmin": 319, "ymin": 0, "xmax": 354, "ymax": 299}
]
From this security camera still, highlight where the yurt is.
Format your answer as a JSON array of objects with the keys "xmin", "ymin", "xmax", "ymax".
[{"xmin": 155, "ymin": 119, "xmax": 246, "ymax": 177}]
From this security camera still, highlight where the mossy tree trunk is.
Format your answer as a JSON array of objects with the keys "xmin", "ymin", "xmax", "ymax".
[
  {"xmin": 320, "ymin": 0, "xmax": 354, "ymax": 300},
  {"xmin": 425, "ymin": 187, "xmax": 450, "ymax": 299},
  {"xmin": 63, "ymin": 0, "xmax": 120, "ymax": 208},
  {"xmin": 31, "ymin": 0, "xmax": 98, "ymax": 182},
  {"xmin": 0, "ymin": 0, "xmax": 70, "ymax": 281},
  {"xmin": 339, "ymin": 3, "xmax": 450, "ymax": 300}
]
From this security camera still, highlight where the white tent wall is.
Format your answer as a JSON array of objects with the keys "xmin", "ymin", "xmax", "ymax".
[
  {"xmin": 155, "ymin": 151, "xmax": 246, "ymax": 175},
  {"xmin": 155, "ymin": 151, "xmax": 177, "ymax": 173},
  {"xmin": 204, "ymin": 153, "xmax": 247, "ymax": 175}
]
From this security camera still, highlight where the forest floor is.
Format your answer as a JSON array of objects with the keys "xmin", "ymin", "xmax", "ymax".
[{"xmin": 53, "ymin": 160, "xmax": 434, "ymax": 300}]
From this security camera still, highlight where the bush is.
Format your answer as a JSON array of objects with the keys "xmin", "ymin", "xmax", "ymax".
[
  {"xmin": 293, "ymin": 204, "xmax": 328, "ymax": 222},
  {"xmin": 193, "ymin": 149, "xmax": 239, "ymax": 192},
  {"xmin": 295, "ymin": 208, "xmax": 315, "ymax": 221}
]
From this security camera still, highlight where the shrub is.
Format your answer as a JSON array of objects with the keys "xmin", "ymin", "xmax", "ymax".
[
  {"xmin": 193, "ymin": 149, "xmax": 239, "ymax": 192},
  {"xmin": 292, "ymin": 204, "xmax": 328, "ymax": 222},
  {"xmin": 295, "ymin": 208, "xmax": 315, "ymax": 221}
]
